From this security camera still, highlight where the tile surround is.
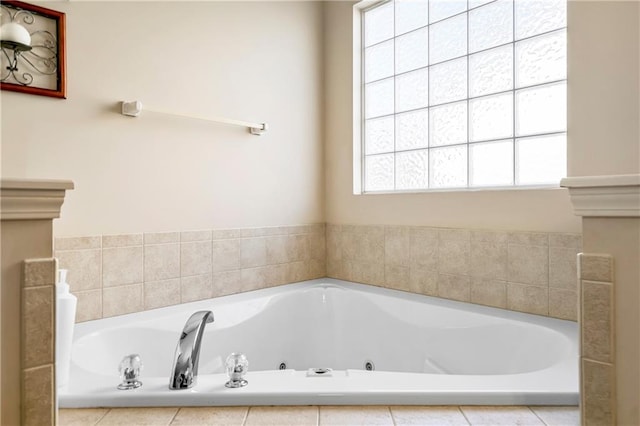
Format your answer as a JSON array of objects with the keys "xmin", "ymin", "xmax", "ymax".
[
  {"xmin": 22, "ymin": 258, "xmax": 58, "ymax": 426},
  {"xmin": 327, "ymin": 224, "xmax": 581, "ymax": 320},
  {"xmin": 55, "ymin": 223, "xmax": 579, "ymax": 322},
  {"xmin": 55, "ymin": 225, "xmax": 326, "ymax": 322},
  {"xmin": 579, "ymin": 253, "xmax": 616, "ymax": 426}
]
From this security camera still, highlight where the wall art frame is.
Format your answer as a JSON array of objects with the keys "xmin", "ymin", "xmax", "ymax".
[{"xmin": 0, "ymin": 0, "xmax": 66, "ymax": 98}]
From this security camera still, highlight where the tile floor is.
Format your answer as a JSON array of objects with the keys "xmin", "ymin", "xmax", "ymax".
[{"xmin": 59, "ymin": 405, "xmax": 579, "ymax": 426}]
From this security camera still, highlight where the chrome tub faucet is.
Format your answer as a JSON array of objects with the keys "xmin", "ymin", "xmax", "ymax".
[{"xmin": 169, "ymin": 310, "xmax": 214, "ymax": 390}]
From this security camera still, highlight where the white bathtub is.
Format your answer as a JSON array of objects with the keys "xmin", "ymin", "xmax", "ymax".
[{"xmin": 59, "ymin": 279, "xmax": 578, "ymax": 407}]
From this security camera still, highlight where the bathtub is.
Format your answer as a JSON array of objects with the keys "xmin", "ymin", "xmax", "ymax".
[{"xmin": 58, "ymin": 279, "xmax": 578, "ymax": 407}]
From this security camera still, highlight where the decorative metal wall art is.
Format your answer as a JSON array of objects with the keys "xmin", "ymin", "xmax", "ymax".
[{"xmin": 0, "ymin": 1, "xmax": 66, "ymax": 98}]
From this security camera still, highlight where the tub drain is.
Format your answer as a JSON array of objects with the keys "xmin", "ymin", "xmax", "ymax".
[
  {"xmin": 278, "ymin": 362, "xmax": 287, "ymax": 370},
  {"xmin": 364, "ymin": 361, "xmax": 375, "ymax": 371}
]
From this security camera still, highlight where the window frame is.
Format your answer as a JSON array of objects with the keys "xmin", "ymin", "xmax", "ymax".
[{"xmin": 352, "ymin": 0, "xmax": 568, "ymax": 195}]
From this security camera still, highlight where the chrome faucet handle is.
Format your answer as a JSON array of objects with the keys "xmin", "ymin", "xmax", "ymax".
[
  {"xmin": 225, "ymin": 352, "xmax": 249, "ymax": 388},
  {"xmin": 118, "ymin": 354, "xmax": 143, "ymax": 390}
]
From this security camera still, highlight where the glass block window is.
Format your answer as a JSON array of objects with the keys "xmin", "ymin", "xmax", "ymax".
[{"xmin": 360, "ymin": 0, "xmax": 567, "ymax": 192}]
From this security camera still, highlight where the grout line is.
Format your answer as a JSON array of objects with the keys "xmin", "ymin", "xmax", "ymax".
[
  {"xmin": 388, "ymin": 406, "xmax": 397, "ymax": 426},
  {"xmin": 241, "ymin": 406, "xmax": 250, "ymax": 426},
  {"xmin": 167, "ymin": 407, "xmax": 180, "ymax": 426},
  {"xmin": 458, "ymin": 406, "xmax": 473, "ymax": 425},
  {"xmin": 93, "ymin": 408, "xmax": 111, "ymax": 425},
  {"xmin": 528, "ymin": 406, "xmax": 550, "ymax": 426}
]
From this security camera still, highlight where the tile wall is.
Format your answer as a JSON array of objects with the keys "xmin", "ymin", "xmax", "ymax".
[
  {"xmin": 22, "ymin": 258, "xmax": 58, "ymax": 426},
  {"xmin": 327, "ymin": 224, "xmax": 581, "ymax": 321},
  {"xmin": 55, "ymin": 223, "xmax": 581, "ymax": 323},
  {"xmin": 55, "ymin": 225, "xmax": 326, "ymax": 322},
  {"xmin": 578, "ymin": 253, "xmax": 615, "ymax": 425}
]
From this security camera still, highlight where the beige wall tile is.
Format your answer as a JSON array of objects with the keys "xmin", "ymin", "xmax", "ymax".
[
  {"xmin": 286, "ymin": 234, "xmax": 310, "ymax": 262},
  {"xmin": 341, "ymin": 231, "xmax": 359, "ymax": 261},
  {"xmin": 579, "ymin": 253, "xmax": 613, "ymax": 282},
  {"xmin": 529, "ymin": 406, "xmax": 579, "ymax": 426},
  {"xmin": 181, "ymin": 241, "xmax": 213, "ymax": 277},
  {"xmin": 144, "ymin": 279, "xmax": 181, "ymax": 310},
  {"xmin": 58, "ymin": 408, "xmax": 109, "ymax": 426},
  {"xmin": 508, "ymin": 232, "xmax": 549, "ymax": 246},
  {"xmin": 180, "ymin": 230, "xmax": 212, "ymax": 242},
  {"xmin": 549, "ymin": 233, "xmax": 582, "ymax": 249},
  {"xmin": 212, "ymin": 239, "xmax": 241, "ymax": 272},
  {"xmin": 507, "ymin": 283, "xmax": 549, "ymax": 315},
  {"xmin": 288, "ymin": 224, "xmax": 322, "ymax": 235},
  {"xmin": 582, "ymin": 360, "xmax": 615, "ymax": 426},
  {"xmin": 470, "ymin": 278, "xmax": 507, "ymax": 309},
  {"xmin": 171, "ymin": 407, "xmax": 248, "ymax": 426},
  {"xmin": 308, "ymin": 232, "xmax": 325, "ymax": 260},
  {"xmin": 471, "ymin": 230, "xmax": 508, "ymax": 244},
  {"xmin": 385, "ymin": 226, "xmax": 411, "ymax": 267},
  {"xmin": 103, "ymin": 246, "xmax": 143, "ymax": 287},
  {"xmin": 507, "ymin": 244, "xmax": 549, "ymax": 285},
  {"xmin": 23, "ymin": 287, "xmax": 54, "ymax": 368},
  {"xmin": 549, "ymin": 288, "xmax": 578, "ymax": 321},
  {"xmin": 102, "ymin": 284, "xmax": 143, "ymax": 318},
  {"xmin": 549, "ymin": 247, "xmax": 579, "ymax": 290},
  {"xmin": 56, "ymin": 249, "xmax": 102, "ymax": 290},
  {"xmin": 409, "ymin": 266, "xmax": 438, "ymax": 296},
  {"xmin": 385, "ymin": 265, "xmax": 410, "ymax": 290},
  {"xmin": 102, "ymin": 234, "xmax": 143, "ymax": 248},
  {"xmin": 343, "ymin": 261, "xmax": 385, "ymax": 286},
  {"xmin": 144, "ymin": 232, "xmax": 180, "ymax": 245},
  {"xmin": 308, "ymin": 258, "xmax": 326, "ymax": 279},
  {"xmin": 390, "ymin": 406, "xmax": 469, "ymax": 426},
  {"xmin": 326, "ymin": 258, "xmax": 343, "ymax": 279},
  {"xmin": 212, "ymin": 229, "xmax": 242, "ymax": 240},
  {"xmin": 144, "ymin": 243, "xmax": 180, "ymax": 281},
  {"xmin": 240, "ymin": 237, "xmax": 268, "ymax": 268},
  {"xmin": 265, "ymin": 235, "xmax": 289, "ymax": 265},
  {"xmin": 460, "ymin": 406, "xmax": 543, "ymax": 425},
  {"xmin": 326, "ymin": 225, "xmax": 343, "ymax": 261},
  {"xmin": 410, "ymin": 228, "xmax": 438, "ymax": 270},
  {"xmin": 240, "ymin": 267, "xmax": 267, "ymax": 291},
  {"xmin": 55, "ymin": 236, "xmax": 101, "ymax": 251},
  {"xmin": 438, "ymin": 239, "xmax": 470, "ymax": 275},
  {"xmin": 22, "ymin": 364, "xmax": 54, "ymax": 426},
  {"xmin": 97, "ymin": 407, "xmax": 178, "ymax": 426},
  {"xmin": 212, "ymin": 270, "xmax": 242, "ymax": 297},
  {"xmin": 349, "ymin": 226, "xmax": 385, "ymax": 264},
  {"xmin": 245, "ymin": 406, "xmax": 318, "ymax": 426},
  {"xmin": 241, "ymin": 226, "xmax": 286, "ymax": 237},
  {"xmin": 320, "ymin": 406, "xmax": 393, "ymax": 426},
  {"xmin": 181, "ymin": 274, "xmax": 212, "ymax": 303},
  {"xmin": 438, "ymin": 228, "xmax": 470, "ymax": 241},
  {"xmin": 265, "ymin": 264, "xmax": 289, "ymax": 287},
  {"xmin": 437, "ymin": 273, "xmax": 470, "ymax": 302},
  {"xmin": 287, "ymin": 261, "xmax": 310, "ymax": 283},
  {"xmin": 582, "ymin": 281, "xmax": 613, "ymax": 363},
  {"xmin": 470, "ymin": 241, "xmax": 507, "ymax": 280},
  {"xmin": 24, "ymin": 258, "xmax": 57, "ymax": 287},
  {"xmin": 74, "ymin": 290, "xmax": 102, "ymax": 322}
]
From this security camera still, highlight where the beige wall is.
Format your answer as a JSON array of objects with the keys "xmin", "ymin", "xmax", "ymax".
[
  {"xmin": 1, "ymin": 1, "xmax": 325, "ymax": 237},
  {"xmin": 324, "ymin": 0, "xmax": 635, "ymax": 233},
  {"xmin": 568, "ymin": 1, "xmax": 640, "ymax": 177}
]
